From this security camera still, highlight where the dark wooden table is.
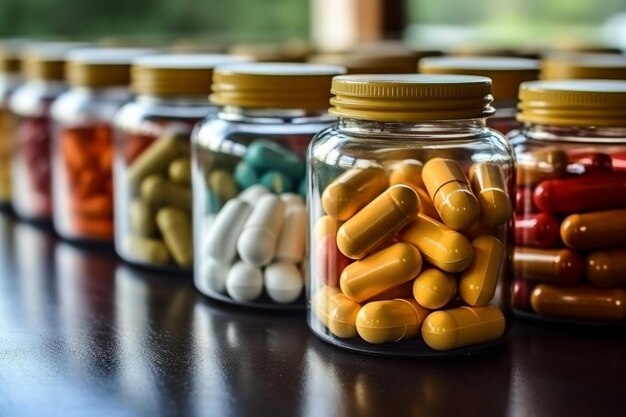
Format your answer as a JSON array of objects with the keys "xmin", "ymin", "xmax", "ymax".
[{"xmin": 0, "ymin": 213, "xmax": 624, "ymax": 417}]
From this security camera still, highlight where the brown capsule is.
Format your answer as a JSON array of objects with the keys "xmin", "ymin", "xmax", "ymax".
[
  {"xmin": 560, "ymin": 209, "xmax": 626, "ymax": 250},
  {"xmin": 514, "ymin": 247, "xmax": 583, "ymax": 285},
  {"xmin": 587, "ymin": 248, "xmax": 626, "ymax": 287},
  {"xmin": 531, "ymin": 284, "xmax": 626, "ymax": 321}
]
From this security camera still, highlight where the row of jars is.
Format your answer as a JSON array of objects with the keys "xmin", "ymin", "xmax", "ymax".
[{"xmin": 0, "ymin": 40, "xmax": 625, "ymax": 357}]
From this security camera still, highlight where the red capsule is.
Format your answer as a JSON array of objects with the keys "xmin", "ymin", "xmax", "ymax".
[
  {"xmin": 512, "ymin": 279, "xmax": 535, "ymax": 311},
  {"xmin": 533, "ymin": 172, "xmax": 626, "ymax": 214},
  {"xmin": 566, "ymin": 149, "xmax": 612, "ymax": 174},
  {"xmin": 516, "ymin": 187, "xmax": 538, "ymax": 214},
  {"xmin": 317, "ymin": 234, "xmax": 351, "ymax": 287},
  {"xmin": 611, "ymin": 151, "xmax": 626, "ymax": 172},
  {"xmin": 515, "ymin": 213, "xmax": 561, "ymax": 248}
]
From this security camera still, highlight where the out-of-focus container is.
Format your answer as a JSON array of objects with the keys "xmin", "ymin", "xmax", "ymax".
[{"xmin": 541, "ymin": 53, "xmax": 626, "ymax": 80}]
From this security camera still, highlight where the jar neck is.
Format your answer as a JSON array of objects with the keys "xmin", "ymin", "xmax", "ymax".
[
  {"xmin": 218, "ymin": 105, "xmax": 333, "ymax": 124},
  {"xmin": 522, "ymin": 123, "xmax": 626, "ymax": 144},
  {"xmin": 337, "ymin": 117, "xmax": 488, "ymax": 137}
]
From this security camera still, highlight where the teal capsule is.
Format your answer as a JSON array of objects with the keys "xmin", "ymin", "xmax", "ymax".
[
  {"xmin": 298, "ymin": 178, "xmax": 307, "ymax": 200},
  {"xmin": 260, "ymin": 171, "xmax": 294, "ymax": 194},
  {"xmin": 205, "ymin": 191, "xmax": 223, "ymax": 214},
  {"xmin": 244, "ymin": 140, "xmax": 305, "ymax": 180},
  {"xmin": 234, "ymin": 161, "xmax": 259, "ymax": 189}
]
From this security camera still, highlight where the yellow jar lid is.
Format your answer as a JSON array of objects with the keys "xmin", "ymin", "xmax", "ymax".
[
  {"xmin": 419, "ymin": 57, "xmax": 539, "ymax": 103},
  {"xmin": 0, "ymin": 40, "xmax": 24, "ymax": 74},
  {"xmin": 131, "ymin": 54, "xmax": 251, "ymax": 96},
  {"xmin": 517, "ymin": 80, "xmax": 626, "ymax": 127},
  {"xmin": 308, "ymin": 51, "xmax": 418, "ymax": 74},
  {"xmin": 67, "ymin": 48, "xmax": 154, "ymax": 88},
  {"xmin": 22, "ymin": 42, "xmax": 91, "ymax": 81},
  {"xmin": 211, "ymin": 63, "xmax": 346, "ymax": 110},
  {"xmin": 541, "ymin": 54, "xmax": 626, "ymax": 80},
  {"xmin": 330, "ymin": 74, "xmax": 495, "ymax": 122}
]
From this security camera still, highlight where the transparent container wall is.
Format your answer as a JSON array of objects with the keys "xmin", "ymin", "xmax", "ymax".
[
  {"xmin": 487, "ymin": 106, "xmax": 519, "ymax": 136},
  {"xmin": 0, "ymin": 106, "xmax": 14, "ymax": 206},
  {"xmin": 193, "ymin": 115, "xmax": 330, "ymax": 309},
  {"xmin": 307, "ymin": 121, "xmax": 515, "ymax": 356},
  {"xmin": 511, "ymin": 126, "xmax": 626, "ymax": 325},
  {"xmin": 114, "ymin": 114, "xmax": 200, "ymax": 271}
]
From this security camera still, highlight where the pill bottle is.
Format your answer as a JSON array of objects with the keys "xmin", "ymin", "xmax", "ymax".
[
  {"xmin": 10, "ymin": 42, "xmax": 89, "ymax": 224},
  {"xmin": 0, "ymin": 41, "xmax": 23, "ymax": 210},
  {"xmin": 192, "ymin": 63, "xmax": 345, "ymax": 308},
  {"xmin": 113, "ymin": 54, "xmax": 248, "ymax": 271},
  {"xmin": 50, "ymin": 48, "xmax": 153, "ymax": 244},
  {"xmin": 419, "ymin": 57, "xmax": 539, "ymax": 135},
  {"xmin": 510, "ymin": 80, "xmax": 626, "ymax": 325},
  {"xmin": 308, "ymin": 74, "xmax": 515, "ymax": 356},
  {"xmin": 540, "ymin": 53, "xmax": 626, "ymax": 81}
]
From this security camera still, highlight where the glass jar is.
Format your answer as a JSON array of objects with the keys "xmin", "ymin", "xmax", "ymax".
[
  {"xmin": 0, "ymin": 41, "xmax": 23, "ymax": 210},
  {"xmin": 9, "ymin": 42, "xmax": 89, "ymax": 224},
  {"xmin": 419, "ymin": 57, "xmax": 539, "ymax": 135},
  {"xmin": 510, "ymin": 80, "xmax": 626, "ymax": 325},
  {"xmin": 51, "ymin": 48, "xmax": 153, "ymax": 243},
  {"xmin": 114, "ymin": 54, "xmax": 248, "ymax": 271},
  {"xmin": 192, "ymin": 63, "xmax": 345, "ymax": 308},
  {"xmin": 540, "ymin": 53, "xmax": 626, "ymax": 81},
  {"xmin": 308, "ymin": 50, "xmax": 420, "ymax": 74},
  {"xmin": 308, "ymin": 74, "xmax": 515, "ymax": 356}
]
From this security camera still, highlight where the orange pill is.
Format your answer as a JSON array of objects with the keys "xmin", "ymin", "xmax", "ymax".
[
  {"xmin": 74, "ymin": 168, "xmax": 105, "ymax": 199},
  {"xmin": 587, "ymin": 248, "xmax": 626, "ymax": 287},
  {"xmin": 99, "ymin": 146, "xmax": 113, "ymax": 172},
  {"xmin": 71, "ymin": 194, "xmax": 114, "ymax": 217},
  {"xmin": 531, "ymin": 284, "xmax": 626, "ymax": 321},
  {"xmin": 389, "ymin": 160, "xmax": 424, "ymax": 192},
  {"xmin": 72, "ymin": 215, "xmax": 114, "ymax": 240},
  {"xmin": 322, "ymin": 167, "xmax": 388, "ymax": 221},
  {"xmin": 366, "ymin": 281, "xmax": 414, "ymax": 302},
  {"xmin": 514, "ymin": 247, "xmax": 583, "ymax": 285},
  {"xmin": 560, "ymin": 209, "xmax": 626, "ymax": 250}
]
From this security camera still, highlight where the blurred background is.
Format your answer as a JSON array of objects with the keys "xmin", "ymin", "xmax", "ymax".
[{"xmin": 0, "ymin": 0, "xmax": 624, "ymax": 53}]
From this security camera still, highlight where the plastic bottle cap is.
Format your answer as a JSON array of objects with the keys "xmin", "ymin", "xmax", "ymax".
[
  {"xmin": 517, "ymin": 79, "xmax": 626, "ymax": 127},
  {"xmin": 131, "ymin": 54, "xmax": 251, "ymax": 96},
  {"xmin": 541, "ymin": 53, "xmax": 626, "ymax": 81},
  {"xmin": 210, "ymin": 62, "xmax": 346, "ymax": 110},
  {"xmin": 21, "ymin": 42, "xmax": 92, "ymax": 81},
  {"xmin": 66, "ymin": 48, "xmax": 154, "ymax": 88},
  {"xmin": 329, "ymin": 74, "xmax": 494, "ymax": 122},
  {"xmin": 419, "ymin": 56, "xmax": 539, "ymax": 103}
]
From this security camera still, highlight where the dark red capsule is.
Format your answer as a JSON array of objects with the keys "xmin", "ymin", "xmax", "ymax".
[
  {"xmin": 516, "ymin": 187, "xmax": 538, "ymax": 214},
  {"xmin": 515, "ymin": 213, "xmax": 561, "ymax": 248},
  {"xmin": 512, "ymin": 279, "xmax": 535, "ymax": 311},
  {"xmin": 566, "ymin": 149, "xmax": 612, "ymax": 174}
]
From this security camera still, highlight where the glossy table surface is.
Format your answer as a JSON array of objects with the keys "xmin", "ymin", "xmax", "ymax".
[{"xmin": 0, "ymin": 213, "xmax": 625, "ymax": 417}]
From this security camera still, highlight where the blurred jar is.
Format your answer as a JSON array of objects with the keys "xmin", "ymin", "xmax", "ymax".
[
  {"xmin": 114, "ymin": 54, "xmax": 248, "ymax": 271},
  {"xmin": 540, "ymin": 54, "xmax": 626, "ymax": 80},
  {"xmin": 308, "ymin": 74, "xmax": 514, "ymax": 356},
  {"xmin": 0, "ymin": 41, "xmax": 24, "ymax": 210},
  {"xmin": 51, "ymin": 48, "xmax": 153, "ymax": 244},
  {"xmin": 193, "ymin": 63, "xmax": 344, "ymax": 308},
  {"xmin": 308, "ymin": 50, "xmax": 419, "ymax": 74},
  {"xmin": 420, "ymin": 57, "xmax": 539, "ymax": 134},
  {"xmin": 9, "ymin": 42, "xmax": 89, "ymax": 224},
  {"xmin": 510, "ymin": 80, "xmax": 626, "ymax": 325}
]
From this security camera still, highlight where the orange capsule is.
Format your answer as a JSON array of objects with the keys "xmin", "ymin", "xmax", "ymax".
[
  {"xmin": 71, "ymin": 215, "xmax": 114, "ymax": 240},
  {"xmin": 531, "ymin": 284, "xmax": 626, "ymax": 321},
  {"xmin": 514, "ymin": 247, "xmax": 583, "ymax": 285},
  {"xmin": 322, "ymin": 167, "xmax": 388, "ymax": 221},
  {"xmin": 587, "ymin": 248, "xmax": 626, "ymax": 287},
  {"xmin": 560, "ymin": 209, "xmax": 626, "ymax": 250}
]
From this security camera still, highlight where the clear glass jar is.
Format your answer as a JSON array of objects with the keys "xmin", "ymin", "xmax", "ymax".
[
  {"xmin": 510, "ymin": 80, "xmax": 626, "ymax": 325},
  {"xmin": 419, "ymin": 57, "xmax": 539, "ymax": 135},
  {"xmin": 0, "ymin": 41, "xmax": 22, "ymax": 209},
  {"xmin": 51, "ymin": 48, "xmax": 153, "ymax": 243},
  {"xmin": 9, "ymin": 42, "xmax": 89, "ymax": 224},
  {"xmin": 540, "ymin": 53, "xmax": 626, "ymax": 81},
  {"xmin": 308, "ymin": 74, "xmax": 515, "ymax": 356},
  {"xmin": 192, "ymin": 63, "xmax": 345, "ymax": 309},
  {"xmin": 114, "ymin": 54, "xmax": 248, "ymax": 271}
]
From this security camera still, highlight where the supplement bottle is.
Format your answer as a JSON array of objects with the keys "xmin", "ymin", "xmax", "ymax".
[
  {"xmin": 113, "ymin": 54, "xmax": 247, "ymax": 271},
  {"xmin": 510, "ymin": 80, "xmax": 626, "ymax": 325},
  {"xmin": 540, "ymin": 53, "xmax": 626, "ymax": 81},
  {"xmin": 193, "ymin": 63, "xmax": 345, "ymax": 308},
  {"xmin": 51, "ymin": 48, "xmax": 152, "ymax": 243},
  {"xmin": 420, "ymin": 56, "xmax": 539, "ymax": 134},
  {"xmin": 308, "ymin": 74, "xmax": 515, "ymax": 355}
]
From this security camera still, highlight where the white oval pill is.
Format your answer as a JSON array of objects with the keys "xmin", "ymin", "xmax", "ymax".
[
  {"xmin": 197, "ymin": 258, "xmax": 231, "ymax": 294},
  {"xmin": 237, "ymin": 194, "xmax": 286, "ymax": 266},
  {"xmin": 226, "ymin": 261, "xmax": 263, "ymax": 302},
  {"xmin": 203, "ymin": 199, "xmax": 251, "ymax": 262},
  {"xmin": 275, "ymin": 205, "xmax": 307, "ymax": 263},
  {"xmin": 238, "ymin": 184, "xmax": 271, "ymax": 206},
  {"xmin": 264, "ymin": 261, "xmax": 303, "ymax": 304}
]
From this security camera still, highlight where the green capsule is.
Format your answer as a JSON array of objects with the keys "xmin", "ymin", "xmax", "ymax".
[
  {"xmin": 261, "ymin": 171, "xmax": 294, "ymax": 194},
  {"xmin": 244, "ymin": 140, "xmax": 305, "ymax": 180},
  {"xmin": 205, "ymin": 191, "xmax": 223, "ymax": 214},
  {"xmin": 298, "ymin": 178, "xmax": 307, "ymax": 200},
  {"xmin": 234, "ymin": 161, "xmax": 259, "ymax": 189}
]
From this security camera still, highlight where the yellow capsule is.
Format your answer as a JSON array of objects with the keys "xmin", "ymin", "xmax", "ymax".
[
  {"xmin": 422, "ymin": 158, "xmax": 480, "ymax": 231},
  {"xmin": 356, "ymin": 298, "xmax": 429, "ymax": 344},
  {"xmin": 313, "ymin": 215, "xmax": 342, "ymax": 240},
  {"xmin": 459, "ymin": 235, "xmax": 503, "ymax": 306},
  {"xmin": 327, "ymin": 293, "xmax": 361, "ymax": 339},
  {"xmin": 340, "ymin": 243, "xmax": 423, "ymax": 303},
  {"xmin": 389, "ymin": 160, "xmax": 424, "ymax": 192},
  {"xmin": 398, "ymin": 214, "xmax": 473, "ymax": 273},
  {"xmin": 321, "ymin": 167, "xmax": 388, "ymax": 220},
  {"xmin": 366, "ymin": 281, "xmax": 414, "ymax": 302},
  {"xmin": 468, "ymin": 163, "xmax": 511, "ymax": 228},
  {"xmin": 337, "ymin": 185, "xmax": 420, "ymax": 259},
  {"xmin": 412, "ymin": 268, "xmax": 457, "ymax": 310},
  {"xmin": 421, "ymin": 306, "xmax": 505, "ymax": 351},
  {"xmin": 416, "ymin": 187, "xmax": 442, "ymax": 221},
  {"xmin": 311, "ymin": 286, "xmax": 340, "ymax": 327},
  {"xmin": 463, "ymin": 221, "xmax": 499, "ymax": 240}
]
